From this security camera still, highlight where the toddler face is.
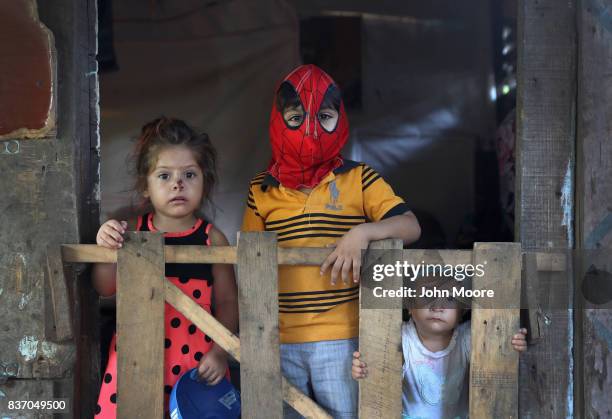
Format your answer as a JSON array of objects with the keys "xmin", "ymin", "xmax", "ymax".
[
  {"xmin": 144, "ymin": 145, "xmax": 204, "ymax": 219},
  {"xmin": 410, "ymin": 303, "xmax": 462, "ymax": 336}
]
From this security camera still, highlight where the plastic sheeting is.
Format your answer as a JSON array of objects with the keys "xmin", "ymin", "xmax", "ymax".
[
  {"xmin": 100, "ymin": 0, "xmax": 299, "ymax": 241},
  {"xmin": 348, "ymin": 12, "xmax": 496, "ymax": 246},
  {"xmin": 101, "ymin": 1, "xmax": 497, "ymax": 246}
]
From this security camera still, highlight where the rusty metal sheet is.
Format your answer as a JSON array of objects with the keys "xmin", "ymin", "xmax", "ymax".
[{"xmin": 0, "ymin": 0, "xmax": 56, "ymax": 139}]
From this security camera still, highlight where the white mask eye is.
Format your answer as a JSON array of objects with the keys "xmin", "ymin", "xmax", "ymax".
[
  {"xmin": 283, "ymin": 106, "xmax": 305, "ymax": 128},
  {"xmin": 318, "ymin": 85, "xmax": 341, "ymax": 133},
  {"xmin": 318, "ymin": 108, "xmax": 339, "ymax": 133}
]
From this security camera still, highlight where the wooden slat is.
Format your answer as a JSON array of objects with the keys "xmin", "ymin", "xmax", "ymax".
[
  {"xmin": 516, "ymin": 0, "xmax": 576, "ymax": 416},
  {"xmin": 403, "ymin": 249, "xmax": 472, "ymax": 265},
  {"xmin": 165, "ymin": 278, "xmax": 331, "ymax": 419},
  {"xmin": 46, "ymin": 245, "xmax": 73, "ymax": 341},
  {"xmin": 62, "ymin": 244, "xmax": 566, "ymax": 271},
  {"xmin": 165, "ymin": 279, "xmax": 241, "ymax": 361},
  {"xmin": 281, "ymin": 383, "xmax": 332, "ymax": 419},
  {"xmin": 62, "ymin": 244, "xmax": 116, "ymax": 263},
  {"xmin": 576, "ymin": 0, "xmax": 612, "ymax": 415},
  {"xmin": 166, "ymin": 245, "xmax": 237, "ymax": 264},
  {"xmin": 279, "ymin": 247, "xmax": 332, "ymax": 265},
  {"xmin": 523, "ymin": 252, "xmax": 542, "ymax": 341},
  {"xmin": 116, "ymin": 232, "xmax": 165, "ymax": 418},
  {"xmin": 535, "ymin": 251, "xmax": 566, "ymax": 272},
  {"xmin": 358, "ymin": 239, "xmax": 403, "ymax": 418},
  {"xmin": 237, "ymin": 232, "xmax": 283, "ymax": 419},
  {"xmin": 470, "ymin": 243, "xmax": 521, "ymax": 419}
]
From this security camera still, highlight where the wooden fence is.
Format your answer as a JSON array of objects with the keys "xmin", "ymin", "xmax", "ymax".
[{"xmin": 56, "ymin": 232, "xmax": 565, "ymax": 418}]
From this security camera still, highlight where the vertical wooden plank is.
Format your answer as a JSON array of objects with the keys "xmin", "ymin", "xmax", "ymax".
[
  {"xmin": 358, "ymin": 239, "xmax": 403, "ymax": 418},
  {"xmin": 516, "ymin": 0, "xmax": 576, "ymax": 416},
  {"xmin": 117, "ymin": 232, "xmax": 165, "ymax": 418},
  {"xmin": 523, "ymin": 252, "xmax": 542, "ymax": 341},
  {"xmin": 470, "ymin": 243, "xmax": 521, "ymax": 419},
  {"xmin": 74, "ymin": 4, "xmax": 102, "ymax": 412},
  {"xmin": 576, "ymin": 0, "xmax": 612, "ymax": 416},
  {"xmin": 237, "ymin": 232, "xmax": 282, "ymax": 419},
  {"xmin": 46, "ymin": 245, "xmax": 73, "ymax": 341}
]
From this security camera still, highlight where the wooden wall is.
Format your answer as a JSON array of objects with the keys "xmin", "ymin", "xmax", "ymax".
[
  {"xmin": 516, "ymin": 0, "xmax": 576, "ymax": 417},
  {"xmin": 576, "ymin": 0, "xmax": 612, "ymax": 417},
  {"xmin": 0, "ymin": 0, "xmax": 99, "ymax": 417},
  {"xmin": 519, "ymin": 0, "xmax": 612, "ymax": 417}
]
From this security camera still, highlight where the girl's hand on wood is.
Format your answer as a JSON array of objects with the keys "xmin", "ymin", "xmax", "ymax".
[
  {"xmin": 96, "ymin": 220, "xmax": 127, "ymax": 249},
  {"xmin": 351, "ymin": 351, "xmax": 368, "ymax": 380}
]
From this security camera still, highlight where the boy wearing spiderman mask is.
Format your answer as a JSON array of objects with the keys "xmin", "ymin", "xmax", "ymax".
[{"xmin": 242, "ymin": 64, "xmax": 421, "ymax": 418}]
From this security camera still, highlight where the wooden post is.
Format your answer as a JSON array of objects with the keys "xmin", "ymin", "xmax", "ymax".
[
  {"xmin": 116, "ymin": 232, "xmax": 165, "ymax": 418},
  {"xmin": 358, "ymin": 239, "xmax": 403, "ymax": 418},
  {"xmin": 470, "ymin": 243, "xmax": 521, "ymax": 419},
  {"xmin": 576, "ymin": 0, "xmax": 612, "ymax": 416},
  {"xmin": 237, "ymin": 232, "xmax": 283, "ymax": 419},
  {"xmin": 0, "ymin": 0, "xmax": 100, "ymax": 416},
  {"xmin": 45, "ymin": 245, "xmax": 73, "ymax": 341},
  {"xmin": 516, "ymin": 0, "xmax": 576, "ymax": 416},
  {"xmin": 523, "ymin": 252, "xmax": 542, "ymax": 341}
]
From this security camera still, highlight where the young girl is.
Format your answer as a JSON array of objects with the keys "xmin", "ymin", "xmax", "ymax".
[
  {"xmin": 92, "ymin": 117, "xmax": 238, "ymax": 418},
  {"xmin": 351, "ymin": 279, "xmax": 527, "ymax": 419}
]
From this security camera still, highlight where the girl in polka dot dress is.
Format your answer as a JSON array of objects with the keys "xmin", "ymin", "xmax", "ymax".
[{"xmin": 92, "ymin": 117, "xmax": 238, "ymax": 418}]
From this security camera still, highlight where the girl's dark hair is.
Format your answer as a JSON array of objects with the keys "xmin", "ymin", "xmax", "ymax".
[
  {"xmin": 133, "ymin": 117, "xmax": 217, "ymax": 207},
  {"xmin": 275, "ymin": 81, "xmax": 342, "ymax": 112}
]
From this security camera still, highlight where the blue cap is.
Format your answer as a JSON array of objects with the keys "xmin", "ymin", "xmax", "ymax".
[{"xmin": 169, "ymin": 368, "xmax": 241, "ymax": 419}]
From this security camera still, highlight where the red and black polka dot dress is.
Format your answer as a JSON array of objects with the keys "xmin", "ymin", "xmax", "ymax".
[{"xmin": 95, "ymin": 213, "xmax": 217, "ymax": 418}]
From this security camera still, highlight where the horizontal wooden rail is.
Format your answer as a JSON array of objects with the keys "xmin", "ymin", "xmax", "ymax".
[
  {"xmin": 61, "ymin": 244, "xmax": 567, "ymax": 271},
  {"xmin": 58, "ymin": 237, "xmax": 554, "ymax": 418}
]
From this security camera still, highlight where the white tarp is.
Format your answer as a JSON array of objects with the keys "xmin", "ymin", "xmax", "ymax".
[
  {"xmin": 101, "ymin": 0, "xmax": 299, "ymax": 241},
  {"xmin": 101, "ymin": 1, "xmax": 496, "ymax": 245}
]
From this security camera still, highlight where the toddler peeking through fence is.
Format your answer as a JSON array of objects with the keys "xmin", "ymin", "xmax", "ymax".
[
  {"xmin": 92, "ymin": 117, "xmax": 238, "ymax": 418},
  {"xmin": 352, "ymin": 275, "xmax": 527, "ymax": 419}
]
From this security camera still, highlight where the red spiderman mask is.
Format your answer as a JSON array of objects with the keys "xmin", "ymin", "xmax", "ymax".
[{"xmin": 268, "ymin": 65, "xmax": 349, "ymax": 190}]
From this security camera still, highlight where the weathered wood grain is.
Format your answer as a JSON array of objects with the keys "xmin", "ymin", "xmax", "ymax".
[
  {"xmin": 237, "ymin": 232, "xmax": 283, "ymax": 419},
  {"xmin": 358, "ymin": 239, "xmax": 403, "ymax": 418},
  {"xmin": 62, "ymin": 244, "xmax": 567, "ymax": 270},
  {"xmin": 523, "ymin": 252, "xmax": 542, "ymax": 341},
  {"xmin": 0, "ymin": 0, "xmax": 98, "ymax": 416},
  {"xmin": 516, "ymin": 0, "xmax": 576, "ymax": 416},
  {"xmin": 166, "ymin": 277, "xmax": 331, "ymax": 418},
  {"xmin": 470, "ymin": 243, "xmax": 521, "ymax": 419},
  {"xmin": 116, "ymin": 232, "xmax": 165, "ymax": 418},
  {"xmin": 576, "ymin": 0, "xmax": 612, "ymax": 415},
  {"xmin": 46, "ymin": 245, "xmax": 73, "ymax": 341}
]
